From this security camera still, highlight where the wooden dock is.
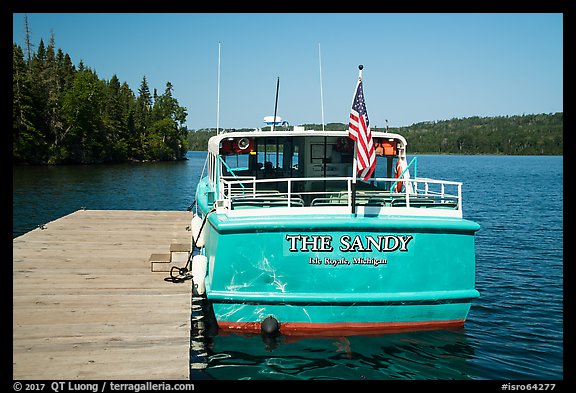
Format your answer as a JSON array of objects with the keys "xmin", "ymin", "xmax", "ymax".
[{"xmin": 13, "ymin": 210, "xmax": 194, "ymax": 380}]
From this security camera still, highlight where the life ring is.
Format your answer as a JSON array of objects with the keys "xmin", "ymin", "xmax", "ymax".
[{"xmin": 394, "ymin": 159, "xmax": 403, "ymax": 193}]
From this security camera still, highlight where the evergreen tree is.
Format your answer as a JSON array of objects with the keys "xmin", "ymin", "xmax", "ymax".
[
  {"xmin": 60, "ymin": 67, "xmax": 105, "ymax": 163},
  {"xmin": 134, "ymin": 76, "xmax": 152, "ymax": 159},
  {"xmin": 44, "ymin": 32, "xmax": 66, "ymax": 159},
  {"xmin": 13, "ymin": 43, "xmax": 45, "ymax": 163},
  {"xmin": 56, "ymin": 49, "xmax": 76, "ymax": 94},
  {"xmin": 119, "ymin": 81, "xmax": 136, "ymax": 152},
  {"xmin": 28, "ymin": 38, "xmax": 51, "ymax": 156},
  {"xmin": 23, "ymin": 14, "xmax": 34, "ymax": 65},
  {"xmin": 102, "ymin": 74, "xmax": 126, "ymax": 160},
  {"xmin": 149, "ymin": 82, "xmax": 188, "ymax": 159}
]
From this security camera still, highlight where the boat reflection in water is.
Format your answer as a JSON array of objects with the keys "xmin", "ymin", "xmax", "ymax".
[{"xmin": 189, "ymin": 297, "xmax": 476, "ymax": 380}]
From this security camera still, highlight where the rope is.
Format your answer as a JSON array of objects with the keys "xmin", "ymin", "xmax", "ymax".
[{"xmin": 164, "ymin": 207, "xmax": 216, "ymax": 284}]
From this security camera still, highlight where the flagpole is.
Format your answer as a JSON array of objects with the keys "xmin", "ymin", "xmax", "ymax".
[
  {"xmin": 351, "ymin": 143, "xmax": 357, "ymax": 215},
  {"xmin": 351, "ymin": 64, "xmax": 363, "ymax": 215}
]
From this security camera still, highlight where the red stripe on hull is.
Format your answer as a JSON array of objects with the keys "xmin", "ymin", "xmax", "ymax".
[{"xmin": 217, "ymin": 319, "xmax": 465, "ymax": 336}]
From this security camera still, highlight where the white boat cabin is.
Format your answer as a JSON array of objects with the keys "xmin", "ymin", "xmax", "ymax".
[{"xmin": 203, "ymin": 129, "xmax": 463, "ymax": 217}]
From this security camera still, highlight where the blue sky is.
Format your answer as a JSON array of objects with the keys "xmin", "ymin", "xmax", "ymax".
[{"xmin": 12, "ymin": 13, "xmax": 563, "ymax": 130}]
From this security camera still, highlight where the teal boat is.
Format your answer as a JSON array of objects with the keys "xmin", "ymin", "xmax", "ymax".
[{"xmin": 189, "ymin": 128, "xmax": 480, "ymax": 336}]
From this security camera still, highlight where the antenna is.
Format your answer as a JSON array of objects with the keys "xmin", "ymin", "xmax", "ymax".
[
  {"xmin": 272, "ymin": 77, "xmax": 280, "ymax": 132},
  {"xmin": 319, "ymin": 43, "xmax": 325, "ymax": 132},
  {"xmin": 216, "ymin": 42, "xmax": 221, "ymax": 134}
]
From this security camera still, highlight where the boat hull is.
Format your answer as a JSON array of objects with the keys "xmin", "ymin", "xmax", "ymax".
[
  {"xmin": 198, "ymin": 207, "xmax": 480, "ymax": 335},
  {"xmin": 210, "ymin": 302, "xmax": 471, "ymax": 336}
]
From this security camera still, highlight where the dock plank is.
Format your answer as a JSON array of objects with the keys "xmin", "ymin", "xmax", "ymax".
[{"xmin": 13, "ymin": 210, "xmax": 193, "ymax": 380}]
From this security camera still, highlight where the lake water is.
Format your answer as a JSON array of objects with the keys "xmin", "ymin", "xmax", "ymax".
[{"xmin": 12, "ymin": 152, "xmax": 564, "ymax": 381}]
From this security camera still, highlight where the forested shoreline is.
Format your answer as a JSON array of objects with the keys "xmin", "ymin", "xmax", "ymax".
[
  {"xmin": 395, "ymin": 113, "xmax": 563, "ymax": 155},
  {"xmin": 13, "ymin": 20, "xmax": 188, "ymax": 165},
  {"xmin": 187, "ymin": 112, "xmax": 563, "ymax": 155}
]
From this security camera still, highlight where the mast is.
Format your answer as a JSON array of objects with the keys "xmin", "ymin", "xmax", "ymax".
[
  {"xmin": 216, "ymin": 42, "xmax": 221, "ymax": 134},
  {"xmin": 319, "ymin": 43, "xmax": 325, "ymax": 132}
]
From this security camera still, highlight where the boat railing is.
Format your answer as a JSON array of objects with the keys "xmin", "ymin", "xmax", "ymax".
[{"xmin": 219, "ymin": 175, "xmax": 462, "ymax": 213}]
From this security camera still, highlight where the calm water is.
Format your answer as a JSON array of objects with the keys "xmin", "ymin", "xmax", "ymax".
[{"xmin": 12, "ymin": 153, "xmax": 564, "ymax": 381}]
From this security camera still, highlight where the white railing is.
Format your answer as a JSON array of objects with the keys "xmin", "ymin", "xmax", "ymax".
[{"xmin": 219, "ymin": 176, "xmax": 462, "ymax": 213}]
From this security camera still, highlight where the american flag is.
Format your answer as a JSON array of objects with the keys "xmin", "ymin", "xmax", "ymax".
[{"xmin": 348, "ymin": 78, "xmax": 375, "ymax": 180}]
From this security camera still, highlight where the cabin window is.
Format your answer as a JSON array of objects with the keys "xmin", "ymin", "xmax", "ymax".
[
  {"xmin": 253, "ymin": 136, "xmax": 303, "ymax": 179},
  {"xmin": 306, "ymin": 137, "xmax": 354, "ymax": 179},
  {"xmin": 221, "ymin": 153, "xmax": 250, "ymax": 177},
  {"xmin": 311, "ymin": 143, "xmax": 352, "ymax": 165}
]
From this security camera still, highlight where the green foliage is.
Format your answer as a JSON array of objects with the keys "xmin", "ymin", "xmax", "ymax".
[
  {"xmin": 12, "ymin": 25, "xmax": 188, "ymax": 165},
  {"xmin": 186, "ymin": 129, "xmax": 217, "ymax": 151},
  {"xmin": 386, "ymin": 114, "xmax": 563, "ymax": 155},
  {"xmin": 13, "ymin": 43, "xmax": 46, "ymax": 163}
]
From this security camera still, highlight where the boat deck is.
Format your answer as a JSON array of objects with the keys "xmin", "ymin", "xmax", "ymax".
[
  {"xmin": 215, "ymin": 175, "xmax": 463, "ymax": 216},
  {"xmin": 13, "ymin": 210, "xmax": 193, "ymax": 380}
]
